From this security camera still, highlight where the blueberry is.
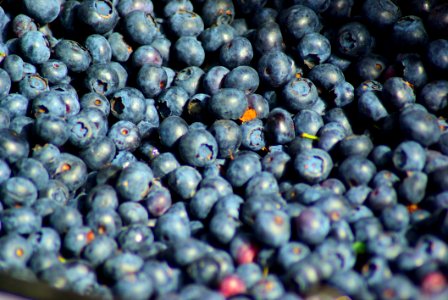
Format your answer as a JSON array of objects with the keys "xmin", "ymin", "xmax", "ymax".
[
  {"xmin": 294, "ymin": 148, "xmax": 333, "ymax": 184},
  {"xmin": 264, "ymin": 108, "xmax": 295, "ymax": 145},
  {"xmin": 279, "ymin": 5, "xmax": 322, "ymax": 42},
  {"xmin": 225, "ymin": 153, "xmax": 261, "ymax": 188},
  {"xmin": 116, "ymin": 161, "xmax": 153, "ymax": 202},
  {"xmin": 108, "ymin": 120, "xmax": 141, "ymax": 152},
  {"xmin": 168, "ymin": 165, "xmax": 202, "ymax": 200},
  {"xmin": 174, "ymin": 37, "xmax": 205, "ymax": 67},
  {"xmin": 297, "ymin": 32, "xmax": 332, "ymax": 68},
  {"xmin": 253, "ymin": 22, "xmax": 284, "ymax": 54},
  {"xmin": 0, "ymin": 129, "xmax": 29, "ymax": 164},
  {"xmin": 202, "ymin": 0, "xmax": 235, "ymax": 27},
  {"xmin": 3, "ymin": 54, "xmax": 24, "ymax": 82},
  {"xmin": 203, "ymin": 66, "xmax": 230, "ymax": 95},
  {"xmin": 178, "ymin": 129, "xmax": 218, "ymax": 167},
  {"xmin": 0, "ymin": 234, "xmax": 33, "ymax": 267},
  {"xmin": 362, "ymin": 0, "xmax": 401, "ymax": 29},
  {"xmin": 169, "ymin": 10, "xmax": 204, "ymax": 37},
  {"xmin": 200, "ymin": 24, "xmax": 236, "ymax": 53},
  {"xmin": 123, "ymin": 10, "xmax": 159, "ymax": 45},
  {"xmin": 399, "ymin": 109, "xmax": 441, "ymax": 146},
  {"xmin": 117, "ymin": 0, "xmax": 154, "ymax": 16},
  {"xmin": 54, "ymin": 39, "xmax": 92, "ymax": 73},
  {"xmin": 156, "ymin": 86, "xmax": 190, "ymax": 118},
  {"xmin": 11, "ymin": 14, "xmax": 37, "ymax": 38},
  {"xmin": 338, "ymin": 156, "xmax": 376, "ymax": 187},
  {"xmin": 85, "ymin": 34, "xmax": 112, "ymax": 65},
  {"xmin": 158, "ymin": 116, "xmax": 189, "ymax": 149},
  {"xmin": 209, "ymin": 88, "xmax": 248, "ymax": 120},
  {"xmin": 253, "ymin": 210, "xmax": 290, "ymax": 248},
  {"xmin": 108, "ymin": 32, "xmax": 133, "ymax": 63},
  {"xmin": 174, "ymin": 66, "xmax": 205, "ymax": 97},
  {"xmin": 155, "ymin": 211, "xmax": 191, "ymax": 243},
  {"xmin": 426, "ymin": 39, "xmax": 448, "ymax": 75},
  {"xmin": 84, "ymin": 63, "xmax": 120, "ymax": 96},
  {"xmin": 77, "ymin": 0, "xmax": 119, "ymax": 34},
  {"xmin": 336, "ymin": 22, "xmax": 374, "ymax": 58},
  {"xmin": 1, "ymin": 207, "xmax": 42, "ymax": 235},
  {"xmin": 219, "ymin": 37, "xmax": 253, "ymax": 69},
  {"xmin": 282, "ymin": 77, "xmax": 318, "ymax": 112}
]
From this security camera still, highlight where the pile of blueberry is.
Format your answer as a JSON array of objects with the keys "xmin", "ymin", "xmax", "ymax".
[{"xmin": 0, "ymin": 0, "xmax": 448, "ymax": 299}]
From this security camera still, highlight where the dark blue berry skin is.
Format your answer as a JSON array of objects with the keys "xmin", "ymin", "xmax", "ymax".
[
  {"xmin": 82, "ymin": 235, "xmax": 117, "ymax": 268},
  {"xmin": 79, "ymin": 137, "xmax": 116, "ymax": 171},
  {"xmin": 419, "ymin": 80, "xmax": 448, "ymax": 113},
  {"xmin": 136, "ymin": 65, "xmax": 167, "ymax": 99},
  {"xmin": 3, "ymin": 54, "xmax": 24, "ymax": 82},
  {"xmin": 399, "ymin": 109, "xmax": 441, "ymax": 147},
  {"xmin": 0, "ymin": 128, "xmax": 29, "ymax": 164},
  {"xmin": 168, "ymin": 165, "xmax": 202, "ymax": 200},
  {"xmin": 117, "ymin": 224, "xmax": 154, "ymax": 253},
  {"xmin": 253, "ymin": 209, "xmax": 290, "ymax": 248},
  {"xmin": 19, "ymin": 30, "xmax": 50, "ymax": 65},
  {"xmin": 279, "ymin": 5, "xmax": 322, "ymax": 43},
  {"xmin": 209, "ymin": 211, "xmax": 239, "ymax": 244},
  {"xmin": 157, "ymin": 86, "xmax": 189, "ymax": 119},
  {"xmin": 398, "ymin": 171, "xmax": 427, "ymax": 204},
  {"xmin": 34, "ymin": 115, "xmax": 68, "ymax": 147},
  {"xmin": 1, "ymin": 176, "xmax": 37, "ymax": 208},
  {"xmin": 117, "ymin": 0, "xmax": 153, "ymax": 16},
  {"xmin": 358, "ymin": 91, "xmax": 389, "ymax": 122},
  {"xmin": 123, "ymin": 10, "xmax": 158, "ymax": 45},
  {"xmin": 225, "ymin": 153, "xmax": 262, "ymax": 188},
  {"xmin": 178, "ymin": 129, "xmax": 218, "ymax": 167},
  {"xmin": 336, "ymin": 22, "xmax": 374, "ymax": 58},
  {"xmin": 246, "ymin": 94, "xmax": 270, "ymax": 119},
  {"xmin": 264, "ymin": 108, "xmax": 296, "ymax": 145},
  {"xmin": 209, "ymin": 88, "xmax": 248, "ymax": 120},
  {"xmin": 1, "ymin": 207, "xmax": 42, "ymax": 235},
  {"xmin": 174, "ymin": 37, "xmax": 205, "ymax": 67},
  {"xmin": 85, "ymin": 63, "xmax": 120, "ymax": 96},
  {"xmin": 219, "ymin": 37, "xmax": 253, "ymax": 69},
  {"xmin": 0, "ymin": 93, "xmax": 28, "ymax": 119},
  {"xmin": 308, "ymin": 63, "xmax": 345, "ymax": 92},
  {"xmin": 380, "ymin": 204, "xmax": 410, "ymax": 232},
  {"xmin": 85, "ymin": 34, "xmax": 112, "ymax": 65},
  {"xmin": 254, "ymin": 22, "xmax": 285, "ymax": 54},
  {"xmin": 113, "ymin": 272, "xmax": 153, "ymax": 300},
  {"xmin": 15, "ymin": 158, "xmax": 49, "ymax": 190},
  {"xmin": 293, "ymin": 148, "xmax": 333, "ymax": 184},
  {"xmin": 392, "ymin": 16, "xmax": 428, "ymax": 52},
  {"xmin": 241, "ymin": 119, "xmax": 266, "ymax": 151},
  {"xmin": 222, "ymin": 65, "xmax": 259, "ymax": 95},
  {"xmin": 282, "ymin": 77, "xmax": 318, "ymax": 112},
  {"xmin": 426, "ymin": 39, "xmax": 448, "ymax": 75},
  {"xmin": 144, "ymin": 186, "xmax": 172, "ymax": 218},
  {"xmin": 150, "ymin": 152, "xmax": 180, "ymax": 179},
  {"xmin": 277, "ymin": 242, "xmax": 310, "ymax": 270},
  {"xmin": 11, "ymin": 14, "xmax": 37, "ymax": 38},
  {"xmin": 297, "ymin": 32, "xmax": 332, "ymax": 68},
  {"xmin": 185, "ymin": 93, "xmax": 210, "ymax": 123},
  {"xmin": 174, "ymin": 66, "xmax": 205, "ymax": 97},
  {"xmin": 51, "ymin": 153, "xmax": 88, "ymax": 192},
  {"xmin": 143, "ymin": 260, "xmax": 181, "ymax": 295},
  {"xmin": 85, "ymin": 184, "xmax": 119, "ymax": 212},
  {"xmin": 338, "ymin": 134, "xmax": 374, "ymax": 159},
  {"xmin": 202, "ymin": 0, "xmax": 235, "ymax": 27},
  {"xmin": 116, "ymin": 161, "xmax": 153, "ymax": 202},
  {"xmin": 366, "ymin": 184, "xmax": 398, "ymax": 212},
  {"xmin": 155, "ymin": 211, "xmax": 191, "ymax": 243},
  {"xmin": 338, "ymin": 156, "xmax": 376, "ymax": 188},
  {"xmin": 344, "ymin": 185, "xmax": 371, "ymax": 207},
  {"xmin": 108, "ymin": 32, "xmax": 133, "ymax": 63},
  {"xmin": 190, "ymin": 187, "xmax": 219, "ymax": 220},
  {"xmin": 77, "ymin": 0, "xmax": 119, "ymax": 34},
  {"xmin": 200, "ymin": 24, "xmax": 235, "ymax": 53},
  {"xmin": 203, "ymin": 66, "xmax": 230, "ymax": 95},
  {"xmin": 49, "ymin": 206, "xmax": 83, "ymax": 235},
  {"xmin": 63, "ymin": 226, "xmax": 94, "ymax": 257},
  {"xmin": 235, "ymin": 263, "xmax": 262, "ymax": 289},
  {"xmin": 163, "ymin": 0, "xmax": 192, "ymax": 17},
  {"xmin": 209, "ymin": 120, "xmax": 242, "ymax": 159},
  {"xmin": 158, "ymin": 116, "xmax": 189, "ymax": 149},
  {"xmin": 352, "ymin": 54, "xmax": 387, "ymax": 83},
  {"xmin": 86, "ymin": 208, "xmax": 122, "ymax": 238},
  {"xmin": 0, "ymin": 234, "xmax": 33, "ymax": 267},
  {"xmin": 258, "ymin": 50, "xmax": 295, "ymax": 88},
  {"xmin": 118, "ymin": 202, "xmax": 149, "ymax": 225},
  {"xmin": 392, "ymin": 140, "xmax": 426, "ymax": 172},
  {"xmin": 0, "ymin": 159, "xmax": 11, "ymax": 185},
  {"xmin": 200, "ymin": 175, "xmax": 233, "ymax": 198},
  {"xmin": 293, "ymin": 109, "xmax": 323, "ymax": 137},
  {"xmin": 110, "ymin": 87, "xmax": 146, "ymax": 124},
  {"xmin": 54, "ymin": 39, "xmax": 92, "ymax": 73},
  {"xmin": 382, "ymin": 77, "xmax": 416, "ymax": 111},
  {"xmin": 169, "ymin": 10, "xmax": 204, "ymax": 37},
  {"xmin": 18, "ymin": 73, "xmax": 49, "ymax": 100},
  {"xmin": 22, "ymin": 0, "xmax": 60, "ymax": 24},
  {"xmin": 103, "ymin": 252, "xmax": 144, "ymax": 282},
  {"xmin": 362, "ymin": 0, "xmax": 401, "ymax": 29},
  {"xmin": 28, "ymin": 250, "xmax": 61, "ymax": 274},
  {"xmin": 108, "ymin": 120, "xmax": 141, "ymax": 152},
  {"xmin": 245, "ymin": 171, "xmax": 279, "ymax": 198}
]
